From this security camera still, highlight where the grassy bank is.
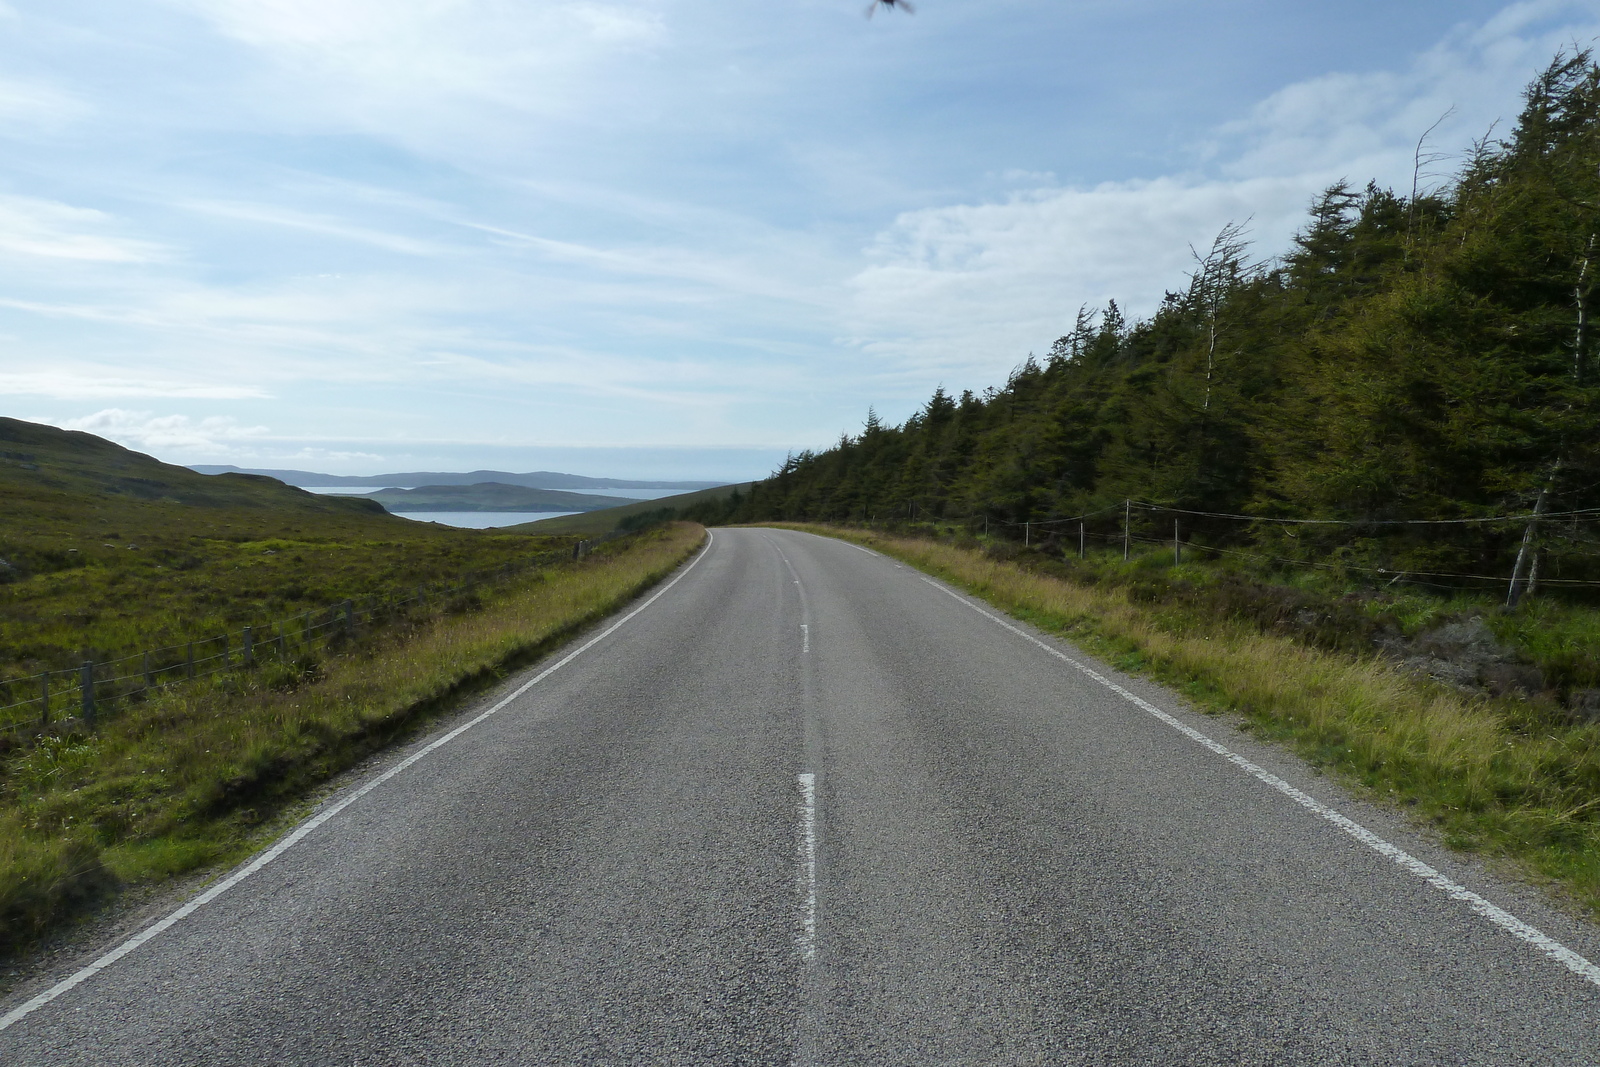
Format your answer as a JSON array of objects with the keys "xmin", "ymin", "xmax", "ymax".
[
  {"xmin": 0, "ymin": 523, "xmax": 705, "ymax": 959},
  {"xmin": 777, "ymin": 523, "xmax": 1600, "ymax": 916}
]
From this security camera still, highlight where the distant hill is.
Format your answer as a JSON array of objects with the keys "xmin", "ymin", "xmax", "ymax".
[
  {"xmin": 364, "ymin": 483, "xmax": 643, "ymax": 513},
  {"xmin": 513, "ymin": 483, "xmax": 751, "ymax": 536},
  {"xmin": 190, "ymin": 465, "xmax": 726, "ymax": 493},
  {"xmin": 0, "ymin": 418, "xmax": 387, "ymax": 516}
]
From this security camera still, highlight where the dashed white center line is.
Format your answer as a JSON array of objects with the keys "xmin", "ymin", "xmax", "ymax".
[
  {"xmin": 800, "ymin": 623, "xmax": 809, "ymax": 653},
  {"xmin": 796, "ymin": 772, "xmax": 818, "ymax": 962}
]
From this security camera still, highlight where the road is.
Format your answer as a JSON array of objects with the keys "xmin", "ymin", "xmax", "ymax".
[{"xmin": 4, "ymin": 527, "xmax": 1600, "ymax": 1065}]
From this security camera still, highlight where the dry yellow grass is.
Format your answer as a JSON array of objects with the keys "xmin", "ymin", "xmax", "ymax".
[
  {"xmin": 0, "ymin": 523, "xmax": 706, "ymax": 957},
  {"xmin": 774, "ymin": 524, "xmax": 1600, "ymax": 915}
]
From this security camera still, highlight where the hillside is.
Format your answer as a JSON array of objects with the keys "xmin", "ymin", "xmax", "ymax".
[
  {"xmin": 515, "ymin": 483, "xmax": 751, "ymax": 536},
  {"xmin": 0, "ymin": 418, "xmax": 564, "ymax": 682},
  {"xmin": 191, "ymin": 465, "xmax": 723, "ymax": 493},
  {"xmin": 363, "ymin": 483, "xmax": 643, "ymax": 513}
]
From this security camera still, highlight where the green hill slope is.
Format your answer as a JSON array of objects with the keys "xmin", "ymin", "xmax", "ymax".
[{"xmin": 513, "ymin": 483, "xmax": 747, "ymax": 536}]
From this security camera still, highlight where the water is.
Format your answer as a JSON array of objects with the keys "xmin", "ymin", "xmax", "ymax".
[
  {"xmin": 390, "ymin": 512, "xmax": 581, "ymax": 529},
  {"xmin": 299, "ymin": 485, "xmax": 686, "ymax": 500}
]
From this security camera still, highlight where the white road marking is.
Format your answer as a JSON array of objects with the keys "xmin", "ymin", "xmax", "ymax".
[
  {"xmin": 918, "ymin": 574, "xmax": 1600, "ymax": 990},
  {"xmin": 801, "ymin": 623, "xmax": 810, "ymax": 654},
  {"xmin": 796, "ymin": 772, "xmax": 818, "ymax": 962},
  {"xmin": 0, "ymin": 532, "xmax": 719, "ymax": 1035},
  {"xmin": 848, "ymin": 544, "xmax": 875, "ymax": 555}
]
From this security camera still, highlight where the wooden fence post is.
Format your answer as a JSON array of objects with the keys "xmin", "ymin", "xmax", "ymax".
[
  {"xmin": 39, "ymin": 671, "xmax": 48, "ymax": 726},
  {"xmin": 80, "ymin": 661, "xmax": 95, "ymax": 728}
]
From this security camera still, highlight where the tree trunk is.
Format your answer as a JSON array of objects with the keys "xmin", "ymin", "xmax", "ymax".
[{"xmin": 1506, "ymin": 477, "xmax": 1553, "ymax": 608}]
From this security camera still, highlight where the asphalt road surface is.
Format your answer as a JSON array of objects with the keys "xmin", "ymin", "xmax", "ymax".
[{"xmin": 5, "ymin": 527, "xmax": 1600, "ymax": 1065}]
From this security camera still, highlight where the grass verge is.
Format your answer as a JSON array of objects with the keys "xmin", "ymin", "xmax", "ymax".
[
  {"xmin": 772, "ymin": 523, "xmax": 1600, "ymax": 917},
  {"xmin": 0, "ymin": 522, "xmax": 705, "ymax": 960}
]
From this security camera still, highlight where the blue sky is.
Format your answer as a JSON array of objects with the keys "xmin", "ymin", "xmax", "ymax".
[{"xmin": 3, "ymin": 0, "xmax": 1598, "ymax": 480}]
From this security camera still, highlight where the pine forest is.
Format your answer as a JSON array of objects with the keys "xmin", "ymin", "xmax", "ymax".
[{"xmin": 711, "ymin": 52, "xmax": 1600, "ymax": 604}]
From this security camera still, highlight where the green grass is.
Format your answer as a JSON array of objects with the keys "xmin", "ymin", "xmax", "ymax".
[
  {"xmin": 0, "ymin": 522, "xmax": 706, "ymax": 959},
  {"xmin": 772, "ymin": 522, "xmax": 1600, "ymax": 918}
]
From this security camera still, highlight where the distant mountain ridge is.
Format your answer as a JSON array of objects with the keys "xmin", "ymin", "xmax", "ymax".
[
  {"xmin": 190, "ymin": 465, "xmax": 726, "ymax": 492},
  {"xmin": 363, "ymin": 483, "xmax": 642, "ymax": 513}
]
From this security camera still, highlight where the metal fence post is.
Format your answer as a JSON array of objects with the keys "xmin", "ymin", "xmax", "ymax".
[
  {"xmin": 1123, "ymin": 500, "xmax": 1131, "ymax": 562},
  {"xmin": 344, "ymin": 600, "xmax": 355, "ymax": 636},
  {"xmin": 143, "ymin": 651, "xmax": 153, "ymax": 690},
  {"xmin": 243, "ymin": 626, "xmax": 253, "ymax": 667},
  {"xmin": 80, "ymin": 661, "xmax": 95, "ymax": 728},
  {"xmin": 39, "ymin": 671, "xmax": 49, "ymax": 726},
  {"xmin": 1175, "ymin": 519, "xmax": 1181, "ymax": 565},
  {"xmin": 1079, "ymin": 522, "xmax": 1085, "ymax": 559},
  {"xmin": 186, "ymin": 641, "xmax": 195, "ymax": 679}
]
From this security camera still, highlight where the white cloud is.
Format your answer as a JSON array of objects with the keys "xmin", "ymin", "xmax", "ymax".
[
  {"xmin": 180, "ymin": 200, "xmax": 444, "ymax": 256},
  {"xmin": 1214, "ymin": 0, "xmax": 1600, "ymax": 188},
  {"xmin": 0, "ymin": 194, "xmax": 167, "ymax": 263},
  {"xmin": 0, "ymin": 76, "xmax": 87, "ymax": 129},
  {"xmin": 50, "ymin": 409, "xmax": 271, "ymax": 454},
  {"xmin": 848, "ymin": 176, "xmax": 1318, "ymax": 379}
]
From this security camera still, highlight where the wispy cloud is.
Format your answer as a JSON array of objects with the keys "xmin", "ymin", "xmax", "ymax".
[
  {"xmin": 0, "ymin": 194, "xmax": 166, "ymax": 263},
  {"xmin": 162, "ymin": 0, "xmax": 668, "ymax": 135},
  {"xmin": 180, "ymin": 200, "xmax": 445, "ymax": 256},
  {"xmin": 0, "ymin": 75, "xmax": 87, "ymax": 129},
  {"xmin": 0, "ymin": 369, "xmax": 269, "ymax": 400}
]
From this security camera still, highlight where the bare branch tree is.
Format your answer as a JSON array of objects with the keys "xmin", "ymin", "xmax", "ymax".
[{"xmin": 1187, "ymin": 220, "xmax": 1255, "ymax": 412}]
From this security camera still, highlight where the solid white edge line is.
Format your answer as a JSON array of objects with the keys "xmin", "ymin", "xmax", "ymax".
[
  {"xmin": 916, "ymin": 573, "xmax": 1600, "ymax": 989},
  {"xmin": 0, "ymin": 531, "xmax": 717, "ymax": 1034},
  {"xmin": 796, "ymin": 772, "xmax": 818, "ymax": 962}
]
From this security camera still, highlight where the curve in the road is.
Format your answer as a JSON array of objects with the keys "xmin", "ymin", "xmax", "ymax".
[{"xmin": 3, "ymin": 526, "xmax": 1600, "ymax": 1066}]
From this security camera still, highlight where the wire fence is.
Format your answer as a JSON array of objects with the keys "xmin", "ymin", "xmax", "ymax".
[
  {"xmin": 889, "ymin": 498, "xmax": 1600, "ymax": 596},
  {"xmin": 0, "ymin": 532, "xmax": 617, "ymax": 740}
]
